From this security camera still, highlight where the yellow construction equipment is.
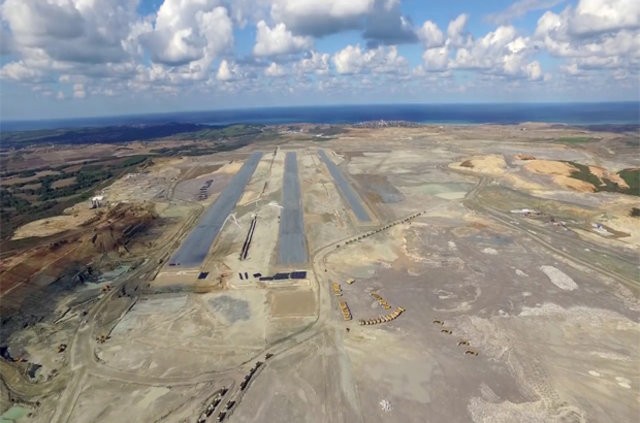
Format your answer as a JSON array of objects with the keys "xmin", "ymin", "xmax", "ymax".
[
  {"xmin": 332, "ymin": 282, "xmax": 342, "ymax": 296},
  {"xmin": 339, "ymin": 301, "xmax": 352, "ymax": 321},
  {"xmin": 358, "ymin": 306, "xmax": 405, "ymax": 325},
  {"xmin": 370, "ymin": 292, "xmax": 391, "ymax": 310}
]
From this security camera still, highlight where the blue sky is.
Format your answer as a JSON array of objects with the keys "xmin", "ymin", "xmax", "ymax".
[{"xmin": 0, "ymin": 0, "xmax": 638, "ymax": 120}]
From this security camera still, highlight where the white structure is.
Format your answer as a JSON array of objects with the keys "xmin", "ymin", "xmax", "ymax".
[
  {"xmin": 510, "ymin": 208, "xmax": 539, "ymax": 214},
  {"xmin": 91, "ymin": 195, "xmax": 105, "ymax": 208}
]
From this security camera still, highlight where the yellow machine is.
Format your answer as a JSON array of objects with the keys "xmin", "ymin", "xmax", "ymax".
[{"xmin": 339, "ymin": 301, "xmax": 352, "ymax": 321}]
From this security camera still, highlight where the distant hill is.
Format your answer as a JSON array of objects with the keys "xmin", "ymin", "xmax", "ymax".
[{"xmin": 0, "ymin": 122, "xmax": 208, "ymax": 148}]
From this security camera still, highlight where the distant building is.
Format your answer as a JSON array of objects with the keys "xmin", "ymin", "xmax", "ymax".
[{"xmin": 91, "ymin": 195, "xmax": 104, "ymax": 208}]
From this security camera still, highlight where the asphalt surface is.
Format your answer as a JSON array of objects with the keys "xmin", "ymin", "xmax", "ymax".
[
  {"xmin": 169, "ymin": 152, "xmax": 263, "ymax": 267},
  {"xmin": 317, "ymin": 149, "xmax": 371, "ymax": 222},
  {"xmin": 278, "ymin": 152, "xmax": 308, "ymax": 265}
]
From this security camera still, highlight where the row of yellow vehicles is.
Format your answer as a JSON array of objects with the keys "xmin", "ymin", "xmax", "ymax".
[{"xmin": 331, "ymin": 278, "xmax": 406, "ymax": 324}]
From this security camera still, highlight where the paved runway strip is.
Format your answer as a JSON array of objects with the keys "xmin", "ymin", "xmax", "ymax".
[
  {"xmin": 277, "ymin": 152, "xmax": 308, "ymax": 265},
  {"xmin": 169, "ymin": 152, "xmax": 264, "ymax": 267},
  {"xmin": 318, "ymin": 149, "xmax": 371, "ymax": 222}
]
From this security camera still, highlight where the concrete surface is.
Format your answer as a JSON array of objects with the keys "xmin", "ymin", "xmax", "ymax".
[{"xmin": 278, "ymin": 152, "xmax": 308, "ymax": 265}]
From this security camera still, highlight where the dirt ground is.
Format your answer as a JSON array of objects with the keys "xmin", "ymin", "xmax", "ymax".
[{"xmin": 1, "ymin": 123, "xmax": 638, "ymax": 423}]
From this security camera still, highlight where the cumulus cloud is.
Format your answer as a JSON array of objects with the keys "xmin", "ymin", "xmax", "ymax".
[
  {"xmin": 1, "ymin": 0, "xmax": 137, "ymax": 64},
  {"xmin": 270, "ymin": 0, "xmax": 375, "ymax": 37},
  {"xmin": 534, "ymin": 0, "xmax": 640, "ymax": 75},
  {"xmin": 362, "ymin": 0, "xmax": 417, "ymax": 46},
  {"xmin": 295, "ymin": 51, "xmax": 330, "ymax": 75},
  {"xmin": 265, "ymin": 62, "xmax": 286, "ymax": 76},
  {"xmin": 418, "ymin": 21, "xmax": 445, "ymax": 48},
  {"xmin": 216, "ymin": 59, "xmax": 238, "ymax": 81},
  {"xmin": 570, "ymin": 0, "xmax": 640, "ymax": 36},
  {"xmin": 333, "ymin": 44, "xmax": 407, "ymax": 74},
  {"xmin": 447, "ymin": 14, "xmax": 472, "ymax": 47},
  {"xmin": 422, "ymin": 46, "xmax": 449, "ymax": 71},
  {"xmin": 141, "ymin": 0, "xmax": 233, "ymax": 66},
  {"xmin": 0, "ymin": 60, "xmax": 46, "ymax": 82},
  {"xmin": 451, "ymin": 25, "xmax": 543, "ymax": 80},
  {"xmin": 253, "ymin": 20, "xmax": 312, "ymax": 56},
  {"xmin": 0, "ymin": 0, "xmax": 635, "ymax": 107}
]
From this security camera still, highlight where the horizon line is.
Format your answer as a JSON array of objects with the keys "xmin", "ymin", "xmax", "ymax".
[{"xmin": 2, "ymin": 100, "xmax": 638, "ymax": 124}]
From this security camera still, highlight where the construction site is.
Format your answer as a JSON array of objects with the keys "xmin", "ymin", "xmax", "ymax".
[{"xmin": 1, "ymin": 123, "xmax": 639, "ymax": 422}]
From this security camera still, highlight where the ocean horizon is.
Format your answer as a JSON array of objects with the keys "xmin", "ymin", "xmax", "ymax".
[{"xmin": 2, "ymin": 102, "xmax": 638, "ymax": 132}]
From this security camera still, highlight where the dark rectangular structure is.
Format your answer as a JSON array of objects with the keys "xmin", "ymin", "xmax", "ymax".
[
  {"xmin": 273, "ymin": 272, "xmax": 290, "ymax": 280},
  {"xmin": 277, "ymin": 152, "xmax": 308, "ymax": 264},
  {"xmin": 290, "ymin": 271, "xmax": 307, "ymax": 279},
  {"xmin": 317, "ymin": 149, "xmax": 371, "ymax": 222},
  {"xmin": 168, "ymin": 152, "xmax": 263, "ymax": 267}
]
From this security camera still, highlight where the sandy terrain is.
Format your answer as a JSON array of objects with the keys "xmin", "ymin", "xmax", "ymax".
[
  {"xmin": 11, "ymin": 206, "xmax": 97, "ymax": 240},
  {"xmin": 1, "ymin": 123, "xmax": 638, "ymax": 423}
]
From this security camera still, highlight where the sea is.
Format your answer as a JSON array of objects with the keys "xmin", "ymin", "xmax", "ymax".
[{"xmin": 2, "ymin": 102, "xmax": 638, "ymax": 132}]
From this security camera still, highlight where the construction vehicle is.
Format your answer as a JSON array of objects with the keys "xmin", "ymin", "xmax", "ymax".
[
  {"xmin": 370, "ymin": 292, "xmax": 391, "ymax": 310},
  {"xmin": 358, "ymin": 306, "xmax": 405, "ymax": 325},
  {"xmin": 96, "ymin": 334, "xmax": 110, "ymax": 344},
  {"xmin": 339, "ymin": 301, "xmax": 352, "ymax": 321},
  {"xmin": 346, "ymin": 278, "xmax": 355, "ymax": 284},
  {"xmin": 332, "ymin": 282, "xmax": 342, "ymax": 296}
]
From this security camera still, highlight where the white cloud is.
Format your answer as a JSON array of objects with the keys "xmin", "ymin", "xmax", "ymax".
[
  {"xmin": 534, "ymin": 0, "xmax": 640, "ymax": 76},
  {"xmin": 453, "ymin": 26, "xmax": 519, "ymax": 68},
  {"xmin": 253, "ymin": 20, "xmax": 312, "ymax": 56},
  {"xmin": 0, "ymin": 0, "xmax": 635, "ymax": 108},
  {"xmin": 570, "ymin": 0, "xmax": 640, "ymax": 36},
  {"xmin": 1, "ymin": 0, "xmax": 137, "ymax": 64},
  {"xmin": 487, "ymin": 0, "xmax": 566, "ymax": 24},
  {"xmin": 73, "ymin": 83, "xmax": 86, "ymax": 99},
  {"xmin": 447, "ymin": 14, "xmax": 471, "ymax": 47},
  {"xmin": 422, "ymin": 46, "xmax": 449, "ymax": 71},
  {"xmin": 216, "ymin": 59, "xmax": 237, "ymax": 81},
  {"xmin": 0, "ymin": 61, "xmax": 45, "ymax": 82},
  {"xmin": 333, "ymin": 44, "xmax": 407, "ymax": 75},
  {"xmin": 418, "ymin": 21, "xmax": 444, "ymax": 48},
  {"xmin": 525, "ymin": 61, "xmax": 543, "ymax": 80},
  {"xmin": 295, "ymin": 51, "xmax": 330, "ymax": 75},
  {"xmin": 141, "ymin": 0, "xmax": 233, "ymax": 66},
  {"xmin": 448, "ymin": 25, "xmax": 543, "ymax": 80},
  {"xmin": 270, "ymin": 0, "xmax": 375, "ymax": 36},
  {"xmin": 265, "ymin": 62, "xmax": 286, "ymax": 77},
  {"xmin": 362, "ymin": 0, "xmax": 417, "ymax": 45}
]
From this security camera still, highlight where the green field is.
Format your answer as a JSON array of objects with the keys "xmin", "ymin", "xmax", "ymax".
[
  {"xmin": 0, "ymin": 155, "xmax": 151, "ymax": 239},
  {"xmin": 556, "ymin": 136, "xmax": 596, "ymax": 144},
  {"xmin": 565, "ymin": 161, "xmax": 640, "ymax": 196}
]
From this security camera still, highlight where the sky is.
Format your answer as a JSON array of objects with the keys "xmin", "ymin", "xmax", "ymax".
[{"xmin": 0, "ymin": 0, "xmax": 638, "ymax": 120}]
